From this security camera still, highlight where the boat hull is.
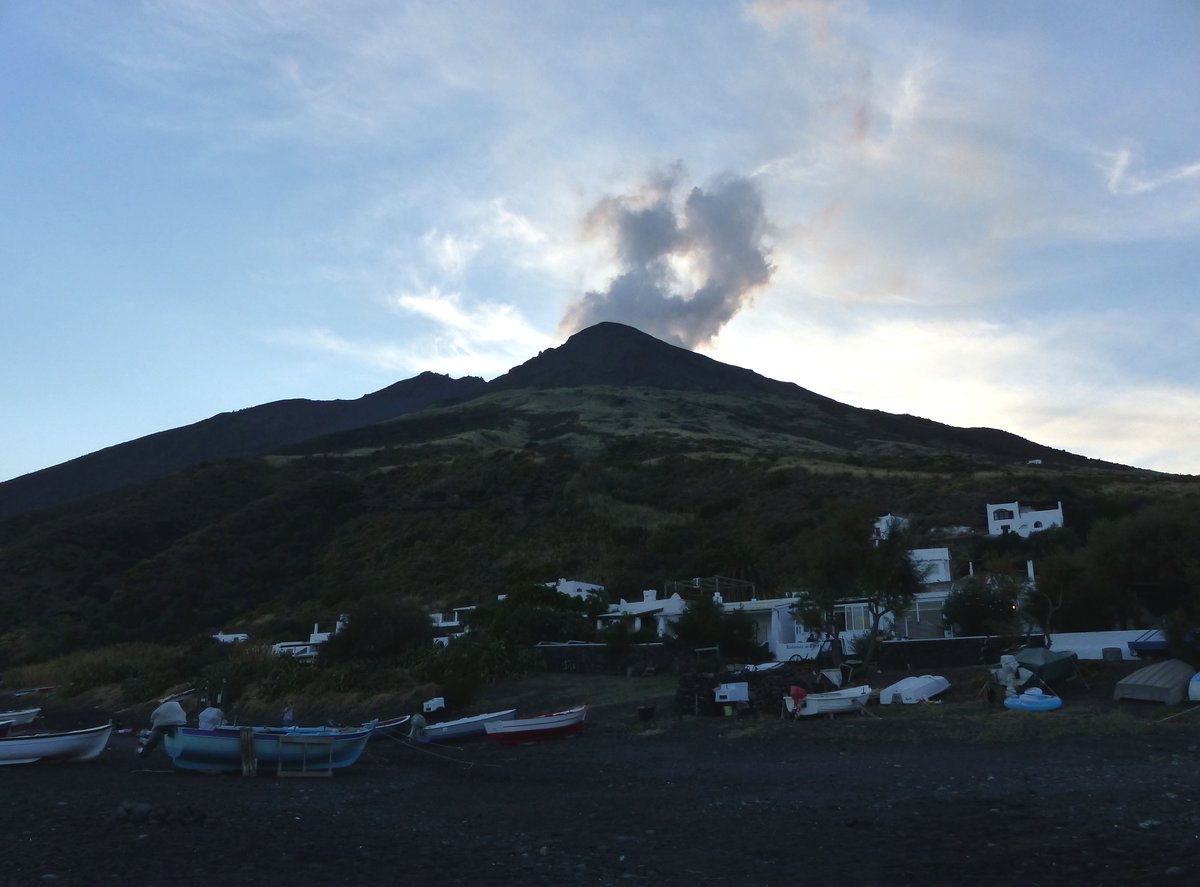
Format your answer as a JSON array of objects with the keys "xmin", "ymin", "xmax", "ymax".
[
  {"xmin": 796, "ymin": 685, "xmax": 872, "ymax": 717},
  {"xmin": 879, "ymin": 676, "xmax": 950, "ymax": 705},
  {"xmin": 0, "ymin": 708, "xmax": 41, "ymax": 728},
  {"xmin": 420, "ymin": 709, "xmax": 518, "ymax": 743},
  {"xmin": 484, "ymin": 706, "xmax": 587, "ymax": 743},
  {"xmin": 0, "ymin": 721, "xmax": 112, "ymax": 766},
  {"xmin": 164, "ymin": 725, "xmax": 373, "ymax": 773}
]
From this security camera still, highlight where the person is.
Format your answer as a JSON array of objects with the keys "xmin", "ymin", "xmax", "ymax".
[
  {"xmin": 138, "ymin": 696, "xmax": 189, "ymax": 758},
  {"xmin": 281, "ymin": 704, "xmax": 294, "ymax": 728},
  {"xmin": 197, "ymin": 703, "xmax": 224, "ymax": 731}
]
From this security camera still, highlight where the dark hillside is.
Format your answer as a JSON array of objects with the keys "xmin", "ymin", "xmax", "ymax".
[
  {"xmin": 1, "ymin": 322, "xmax": 1193, "ymax": 666},
  {"xmin": 2, "ymin": 378, "xmax": 1191, "ymax": 665},
  {"xmin": 0, "ymin": 372, "xmax": 486, "ymax": 518}
]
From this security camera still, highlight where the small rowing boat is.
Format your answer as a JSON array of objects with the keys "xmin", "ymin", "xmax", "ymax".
[
  {"xmin": 420, "ymin": 709, "xmax": 518, "ymax": 743},
  {"xmin": 0, "ymin": 721, "xmax": 113, "ymax": 766},
  {"xmin": 484, "ymin": 706, "xmax": 587, "ymax": 744}
]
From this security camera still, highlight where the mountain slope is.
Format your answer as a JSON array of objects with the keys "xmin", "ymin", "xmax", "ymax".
[
  {"xmin": 4, "ymin": 322, "xmax": 1192, "ymax": 666},
  {"xmin": 0, "ymin": 372, "xmax": 486, "ymax": 518}
]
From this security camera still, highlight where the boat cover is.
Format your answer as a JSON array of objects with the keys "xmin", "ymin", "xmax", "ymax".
[{"xmin": 1014, "ymin": 647, "xmax": 1078, "ymax": 684}]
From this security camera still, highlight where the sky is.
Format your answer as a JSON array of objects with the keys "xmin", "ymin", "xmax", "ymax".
[{"xmin": 2, "ymin": 0, "xmax": 1199, "ymax": 482}]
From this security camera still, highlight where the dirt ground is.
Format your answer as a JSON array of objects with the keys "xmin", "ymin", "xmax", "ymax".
[{"xmin": 3, "ymin": 666, "xmax": 1199, "ymax": 887}]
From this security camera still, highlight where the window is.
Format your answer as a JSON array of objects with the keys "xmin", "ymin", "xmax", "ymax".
[{"xmin": 993, "ymin": 508, "xmax": 1015, "ymax": 521}]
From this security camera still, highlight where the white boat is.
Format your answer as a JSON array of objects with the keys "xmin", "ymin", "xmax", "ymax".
[
  {"xmin": 419, "ymin": 709, "xmax": 518, "ymax": 743},
  {"xmin": 879, "ymin": 675, "xmax": 950, "ymax": 705},
  {"xmin": 484, "ymin": 706, "xmax": 587, "ymax": 743},
  {"xmin": 784, "ymin": 685, "xmax": 872, "ymax": 718},
  {"xmin": 0, "ymin": 707, "xmax": 41, "ymax": 728},
  {"xmin": 0, "ymin": 721, "xmax": 113, "ymax": 766}
]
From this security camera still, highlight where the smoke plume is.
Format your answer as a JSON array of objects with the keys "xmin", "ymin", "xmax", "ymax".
[{"xmin": 560, "ymin": 169, "xmax": 773, "ymax": 349}]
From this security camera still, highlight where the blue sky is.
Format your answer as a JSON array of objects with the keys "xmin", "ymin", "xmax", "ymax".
[{"xmin": 3, "ymin": 0, "xmax": 1198, "ymax": 482}]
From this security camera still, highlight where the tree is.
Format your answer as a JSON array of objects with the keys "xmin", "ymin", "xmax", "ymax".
[
  {"xmin": 792, "ymin": 504, "xmax": 877, "ymax": 664},
  {"xmin": 943, "ymin": 574, "xmax": 1022, "ymax": 636},
  {"xmin": 857, "ymin": 528, "xmax": 926, "ymax": 665},
  {"xmin": 319, "ymin": 595, "xmax": 433, "ymax": 663},
  {"xmin": 791, "ymin": 505, "xmax": 924, "ymax": 665},
  {"xmin": 465, "ymin": 584, "xmax": 595, "ymax": 647},
  {"xmin": 666, "ymin": 593, "xmax": 763, "ymax": 661}
]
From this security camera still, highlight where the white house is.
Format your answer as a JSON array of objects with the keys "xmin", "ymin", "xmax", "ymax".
[
  {"xmin": 212, "ymin": 631, "xmax": 249, "ymax": 644},
  {"xmin": 596, "ymin": 589, "xmax": 688, "ymax": 637},
  {"xmin": 987, "ymin": 500, "xmax": 1064, "ymax": 537},
  {"xmin": 430, "ymin": 606, "xmax": 476, "ymax": 647},
  {"xmin": 271, "ymin": 614, "xmax": 348, "ymax": 659},
  {"xmin": 548, "ymin": 578, "xmax": 606, "ymax": 600}
]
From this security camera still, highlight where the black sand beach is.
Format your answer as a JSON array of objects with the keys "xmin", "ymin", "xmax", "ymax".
[{"xmin": 3, "ymin": 689, "xmax": 1198, "ymax": 887}]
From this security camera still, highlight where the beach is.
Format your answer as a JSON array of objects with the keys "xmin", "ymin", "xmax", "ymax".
[{"xmin": 2, "ymin": 691, "xmax": 1198, "ymax": 887}]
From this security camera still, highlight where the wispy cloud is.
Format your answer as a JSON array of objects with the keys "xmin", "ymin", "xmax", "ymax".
[{"xmin": 1099, "ymin": 145, "xmax": 1200, "ymax": 197}]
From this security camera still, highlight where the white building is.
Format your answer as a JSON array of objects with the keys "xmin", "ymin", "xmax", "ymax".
[
  {"xmin": 986, "ymin": 500, "xmax": 1064, "ymax": 537},
  {"xmin": 430, "ymin": 606, "xmax": 476, "ymax": 647},
  {"xmin": 548, "ymin": 578, "xmax": 606, "ymax": 600},
  {"xmin": 596, "ymin": 589, "xmax": 687, "ymax": 637},
  {"xmin": 271, "ymin": 614, "xmax": 348, "ymax": 659}
]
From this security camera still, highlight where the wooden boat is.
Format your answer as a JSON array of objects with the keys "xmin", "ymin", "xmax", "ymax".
[
  {"xmin": 484, "ymin": 706, "xmax": 587, "ymax": 743},
  {"xmin": 786, "ymin": 685, "xmax": 872, "ymax": 718},
  {"xmin": 879, "ymin": 675, "xmax": 950, "ymax": 705},
  {"xmin": 0, "ymin": 721, "xmax": 113, "ymax": 766},
  {"xmin": 420, "ymin": 709, "xmax": 517, "ymax": 743},
  {"xmin": 0, "ymin": 707, "xmax": 41, "ymax": 729},
  {"xmin": 163, "ymin": 722, "xmax": 375, "ymax": 774}
]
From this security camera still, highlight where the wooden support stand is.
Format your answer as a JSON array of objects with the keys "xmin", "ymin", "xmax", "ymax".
[{"xmin": 276, "ymin": 733, "xmax": 336, "ymax": 777}]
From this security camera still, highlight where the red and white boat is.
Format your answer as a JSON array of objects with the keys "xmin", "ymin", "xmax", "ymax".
[{"xmin": 484, "ymin": 705, "xmax": 587, "ymax": 744}]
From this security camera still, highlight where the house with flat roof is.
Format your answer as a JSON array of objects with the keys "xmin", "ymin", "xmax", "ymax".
[{"xmin": 987, "ymin": 500, "xmax": 1064, "ymax": 537}]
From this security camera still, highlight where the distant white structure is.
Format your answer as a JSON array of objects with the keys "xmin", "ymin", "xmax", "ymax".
[
  {"xmin": 271, "ymin": 614, "xmax": 348, "ymax": 659},
  {"xmin": 430, "ymin": 606, "xmax": 476, "ymax": 647},
  {"xmin": 872, "ymin": 513, "xmax": 909, "ymax": 541},
  {"xmin": 212, "ymin": 631, "xmax": 249, "ymax": 644},
  {"xmin": 596, "ymin": 589, "xmax": 687, "ymax": 637},
  {"xmin": 986, "ymin": 500, "xmax": 1064, "ymax": 537},
  {"xmin": 548, "ymin": 578, "xmax": 605, "ymax": 600}
]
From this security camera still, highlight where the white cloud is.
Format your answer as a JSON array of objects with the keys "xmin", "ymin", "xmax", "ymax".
[{"xmin": 1099, "ymin": 145, "xmax": 1200, "ymax": 197}]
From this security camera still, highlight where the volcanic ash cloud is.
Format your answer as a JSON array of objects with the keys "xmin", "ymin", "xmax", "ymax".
[{"xmin": 560, "ymin": 170, "xmax": 773, "ymax": 349}]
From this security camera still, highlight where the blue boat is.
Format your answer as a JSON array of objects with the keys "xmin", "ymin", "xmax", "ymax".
[
  {"xmin": 1003, "ymin": 688, "xmax": 1062, "ymax": 712},
  {"xmin": 163, "ymin": 722, "xmax": 375, "ymax": 774}
]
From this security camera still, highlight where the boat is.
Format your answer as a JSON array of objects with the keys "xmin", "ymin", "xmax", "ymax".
[
  {"xmin": 484, "ymin": 706, "xmax": 587, "ymax": 743},
  {"xmin": 879, "ymin": 675, "xmax": 949, "ymax": 705},
  {"xmin": 0, "ymin": 707, "xmax": 42, "ymax": 729},
  {"xmin": 419, "ymin": 709, "xmax": 518, "ymax": 743},
  {"xmin": 786, "ymin": 685, "xmax": 872, "ymax": 718},
  {"xmin": 163, "ymin": 721, "xmax": 375, "ymax": 774},
  {"xmin": 1114, "ymin": 658, "xmax": 1197, "ymax": 706},
  {"xmin": 1190, "ymin": 672, "xmax": 1200, "ymax": 703},
  {"xmin": 369, "ymin": 714, "xmax": 419, "ymax": 741},
  {"xmin": 1014, "ymin": 648, "xmax": 1078, "ymax": 685},
  {"xmin": 0, "ymin": 721, "xmax": 113, "ymax": 765},
  {"xmin": 1003, "ymin": 687, "xmax": 1062, "ymax": 712}
]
